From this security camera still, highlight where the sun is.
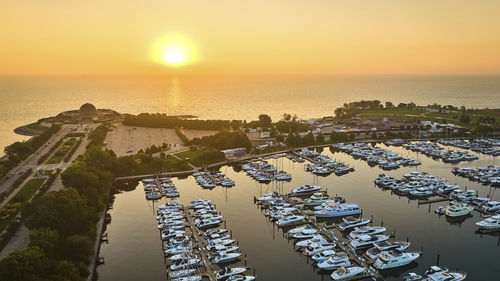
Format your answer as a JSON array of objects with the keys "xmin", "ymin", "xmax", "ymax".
[
  {"xmin": 152, "ymin": 34, "xmax": 198, "ymax": 67},
  {"xmin": 163, "ymin": 48, "xmax": 186, "ymax": 65}
]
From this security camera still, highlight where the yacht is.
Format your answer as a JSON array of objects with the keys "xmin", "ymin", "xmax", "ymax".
[
  {"xmin": 424, "ymin": 266, "xmax": 467, "ymax": 281},
  {"xmin": 256, "ymin": 192, "xmax": 280, "ymax": 201},
  {"xmin": 476, "ymin": 214, "xmax": 500, "ymax": 230},
  {"xmin": 311, "ymin": 249, "xmax": 336, "ymax": 262},
  {"xmin": 337, "ymin": 217, "xmax": 370, "ymax": 231},
  {"xmin": 296, "ymin": 234, "xmax": 328, "ymax": 248},
  {"xmin": 209, "ymin": 245, "xmax": 239, "ymax": 254},
  {"xmin": 170, "ymin": 258, "xmax": 201, "ymax": 270},
  {"xmin": 174, "ymin": 276, "xmax": 202, "ymax": 281},
  {"xmin": 169, "ymin": 269, "xmax": 197, "ymax": 278},
  {"xmin": 348, "ymin": 226, "xmax": 386, "ymax": 239},
  {"xmin": 373, "ymin": 250, "xmax": 420, "ymax": 269},
  {"xmin": 292, "ymin": 185, "xmax": 322, "ymax": 195},
  {"xmin": 304, "ymin": 193, "xmax": 331, "ymax": 206},
  {"xmin": 227, "ymin": 275, "xmax": 256, "ymax": 281},
  {"xmin": 286, "ymin": 224, "xmax": 315, "ymax": 235},
  {"xmin": 290, "ymin": 228, "xmax": 318, "ymax": 239},
  {"xmin": 445, "ymin": 202, "xmax": 474, "ymax": 217},
  {"xmin": 316, "ymin": 253, "xmax": 351, "ymax": 270},
  {"xmin": 212, "ymin": 252, "xmax": 242, "ymax": 264},
  {"xmin": 303, "ymin": 243, "xmax": 336, "ymax": 256},
  {"xmin": 330, "ymin": 266, "xmax": 365, "ymax": 280},
  {"xmin": 314, "ymin": 203, "xmax": 361, "ymax": 218},
  {"xmin": 365, "ymin": 241, "xmax": 411, "ymax": 260},
  {"xmin": 196, "ymin": 218, "xmax": 222, "ymax": 229},
  {"xmin": 481, "ymin": 200, "xmax": 500, "ymax": 212},
  {"xmin": 276, "ymin": 214, "xmax": 305, "ymax": 227},
  {"xmin": 215, "ymin": 267, "xmax": 247, "ymax": 280},
  {"xmin": 403, "ymin": 273, "xmax": 423, "ymax": 281},
  {"xmin": 349, "ymin": 234, "xmax": 389, "ymax": 250}
]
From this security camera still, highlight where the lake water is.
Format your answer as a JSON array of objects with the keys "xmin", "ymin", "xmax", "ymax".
[
  {"xmin": 1, "ymin": 75, "xmax": 500, "ymax": 154},
  {"xmin": 97, "ymin": 144, "xmax": 500, "ymax": 281}
]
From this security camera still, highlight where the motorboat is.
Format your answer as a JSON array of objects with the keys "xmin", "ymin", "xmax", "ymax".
[
  {"xmin": 303, "ymin": 243, "xmax": 336, "ymax": 256},
  {"xmin": 162, "ymin": 230, "xmax": 186, "ymax": 240},
  {"xmin": 330, "ymin": 266, "xmax": 365, "ymax": 280},
  {"xmin": 476, "ymin": 214, "xmax": 500, "ymax": 230},
  {"xmin": 169, "ymin": 268, "xmax": 197, "ymax": 278},
  {"xmin": 337, "ymin": 217, "xmax": 370, "ymax": 231},
  {"xmin": 304, "ymin": 193, "xmax": 331, "ymax": 206},
  {"xmin": 209, "ymin": 245, "xmax": 239, "ymax": 254},
  {"xmin": 296, "ymin": 235, "xmax": 328, "ymax": 247},
  {"xmin": 311, "ymin": 249, "xmax": 336, "ymax": 262},
  {"xmin": 445, "ymin": 202, "xmax": 474, "ymax": 217},
  {"xmin": 174, "ymin": 276, "xmax": 203, "ymax": 281},
  {"xmin": 170, "ymin": 258, "xmax": 201, "ymax": 270},
  {"xmin": 164, "ymin": 245, "xmax": 193, "ymax": 255},
  {"xmin": 292, "ymin": 185, "xmax": 322, "ymax": 195},
  {"xmin": 212, "ymin": 251, "xmax": 242, "ymax": 264},
  {"xmin": 206, "ymin": 239, "xmax": 235, "ymax": 250},
  {"xmin": 403, "ymin": 273, "xmax": 423, "ymax": 281},
  {"xmin": 314, "ymin": 203, "xmax": 361, "ymax": 218},
  {"xmin": 196, "ymin": 219, "xmax": 222, "ymax": 229},
  {"xmin": 215, "ymin": 267, "xmax": 247, "ymax": 280},
  {"xmin": 256, "ymin": 192, "xmax": 280, "ymax": 201},
  {"xmin": 374, "ymin": 250, "xmax": 420, "ymax": 269},
  {"xmin": 424, "ymin": 266, "xmax": 467, "ymax": 280},
  {"xmin": 290, "ymin": 228, "xmax": 318, "ymax": 239},
  {"xmin": 226, "ymin": 275, "xmax": 256, "ymax": 281},
  {"xmin": 349, "ymin": 234, "xmax": 389, "ymax": 250},
  {"xmin": 348, "ymin": 226, "xmax": 386, "ymax": 239},
  {"xmin": 287, "ymin": 224, "xmax": 315, "ymax": 235},
  {"xmin": 365, "ymin": 241, "xmax": 411, "ymax": 260},
  {"xmin": 317, "ymin": 252, "xmax": 351, "ymax": 270},
  {"xmin": 276, "ymin": 215, "xmax": 305, "ymax": 227}
]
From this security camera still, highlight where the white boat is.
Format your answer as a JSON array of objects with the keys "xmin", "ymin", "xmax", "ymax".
[
  {"xmin": 215, "ymin": 267, "xmax": 247, "ymax": 280},
  {"xmin": 476, "ymin": 214, "xmax": 500, "ymax": 230},
  {"xmin": 164, "ymin": 245, "xmax": 192, "ymax": 255},
  {"xmin": 213, "ymin": 251, "xmax": 242, "ymax": 263},
  {"xmin": 292, "ymin": 185, "xmax": 322, "ymax": 195},
  {"xmin": 303, "ymin": 243, "xmax": 336, "ymax": 256},
  {"xmin": 287, "ymin": 224, "xmax": 315, "ymax": 235},
  {"xmin": 337, "ymin": 217, "xmax": 370, "ymax": 231},
  {"xmin": 330, "ymin": 266, "xmax": 365, "ymax": 280},
  {"xmin": 349, "ymin": 234, "xmax": 389, "ymax": 250},
  {"xmin": 445, "ymin": 202, "xmax": 474, "ymax": 217},
  {"xmin": 209, "ymin": 245, "xmax": 239, "ymax": 254},
  {"xmin": 226, "ymin": 275, "xmax": 256, "ymax": 281},
  {"xmin": 276, "ymin": 215, "xmax": 305, "ymax": 227},
  {"xmin": 403, "ymin": 272, "xmax": 423, "ymax": 281},
  {"xmin": 170, "ymin": 258, "xmax": 201, "ymax": 270},
  {"xmin": 317, "ymin": 252, "xmax": 351, "ymax": 270},
  {"xmin": 206, "ymin": 239, "xmax": 235, "ymax": 250},
  {"xmin": 424, "ymin": 266, "xmax": 467, "ymax": 281},
  {"xmin": 374, "ymin": 250, "xmax": 420, "ymax": 269},
  {"xmin": 348, "ymin": 226, "xmax": 386, "ymax": 239},
  {"xmin": 296, "ymin": 234, "xmax": 328, "ymax": 247},
  {"xmin": 173, "ymin": 276, "xmax": 203, "ymax": 281},
  {"xmin": 256, "ymin": 192, "xmax": 280, "ymax": 201},
  {"xmin": 196, "ymin": 219, "xmax": 222, "ymax": 229},
  {"xmin": 365, "ymin": 241, "xmax": 411, "ymax": 259},
  {"xmin": 291, "ymin": 228, "xmax": 318, "ymax": 239},
  {"xmin": 169, "ymin": 268, "xmax": 197, "ymax": 278},
  {"xmin": 311, "ymin": 249, "xmax": 336, "ymax": 262},
  {"xmin": 314, "ymin": 203, "xmax": 361, "ymax": 218}
]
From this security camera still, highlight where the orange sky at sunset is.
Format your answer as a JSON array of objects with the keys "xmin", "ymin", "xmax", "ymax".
[{"xmin": 1, "ymin": 0, "xmax": 499, "ymax": 76}]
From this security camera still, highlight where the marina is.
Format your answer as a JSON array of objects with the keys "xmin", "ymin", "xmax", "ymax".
[{"xmin": 97, "ymin": 141, "xmax": 500, "ymax": 281}]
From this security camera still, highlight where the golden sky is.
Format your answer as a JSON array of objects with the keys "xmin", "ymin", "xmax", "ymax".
[{"xmin": 1, "ymin": 0, "xmax": 499, "ymax": 76}]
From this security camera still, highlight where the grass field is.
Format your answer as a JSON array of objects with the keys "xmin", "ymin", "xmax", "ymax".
[
  {"xmin": 47, "ymin": 138, "xmax": 78, "ymax": 164},
  {"xmin": 132, "ymin": 157, "xmax": 192, "ymax": 175},
  {"xmin": 175, "ymin": 149, "xmax": 226, "ymax": 167},
  {"xmin": 26, "ymin": 122, "xmax": 49, "ymax": 132}
]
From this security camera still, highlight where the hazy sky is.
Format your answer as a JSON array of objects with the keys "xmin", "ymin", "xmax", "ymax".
[{"xmin": 1, "ymin": 0, "xmax": 499, "ymax": 76}]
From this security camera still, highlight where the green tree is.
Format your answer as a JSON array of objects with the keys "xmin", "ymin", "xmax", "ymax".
[
  {"xmin": 316, "ymin": 133, "xmax": 325, "ymax": 144},
  {"xmin": 258, "ymin": 114, "xmax": 272, "ymax": 128}
]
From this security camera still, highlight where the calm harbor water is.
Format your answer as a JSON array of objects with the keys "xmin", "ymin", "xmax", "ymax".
[
  {"xmin": 1, "ymin": 75, "xmax": 500, "ymax": 154},
  {"xmin": 98, "ymin": 144, "xmax": 499, "ymax": 281}
]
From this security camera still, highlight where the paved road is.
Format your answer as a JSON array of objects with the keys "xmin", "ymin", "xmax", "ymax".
[{"xmin": 0, "ymin": 125, "xmax": 75, "ymax": 194}]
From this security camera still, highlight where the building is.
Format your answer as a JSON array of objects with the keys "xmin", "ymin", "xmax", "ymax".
[{"xmin": 48, "ymin": 103, "xmax": 121, "ymax": 123}]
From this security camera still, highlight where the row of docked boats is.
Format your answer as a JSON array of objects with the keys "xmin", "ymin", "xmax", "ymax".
[
  {"xmin": 404, "ymin": 265, "xmax": 467, "ymax": 280},
  {"xmin": 438, "ymin": 138, "xmax": 500, "ymax": 156},
  {"xmin": 256, "ymin": 192, "xmax": 370, "ymax": 280},
  {"xmin": 404, "ymin": 141, "xmax": 479, "ymax": 163},
  {"xmin": 156, "ymin": 201, "xmax": 204, "ymax": 281},
  {"xmin": 452, "ymin": 166, "xmax": 500, "ymax": 187},
  {"xmin": 375, "ymin": 172, "xmax": 460, "ymax": 197},
  {"xmin": 189, "ymin": 200, "xmax": 256, "ymax": 280},
  {"xmin": 242, "ymin": 160, "xmax": 292, "ymax": 183},
  {"xmin": 332, "ymin": 142, "xmax": 421, "ymax": 170},
  {"xmin": 296, "ymin": 148, "xmax": 354, "ymax": 176},
  {"xmin": 193, "ymin": 171, "xmax": 235, "ymax": 189},
  {"xmin": 143, "ymin": 177, "xmax": 179, "ymax": 200}
]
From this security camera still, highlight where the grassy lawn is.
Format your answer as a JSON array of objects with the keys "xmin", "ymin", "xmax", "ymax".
[
  {"xmin": 175, "ymin": 149, "xmax": 226, "ymax": 167},
  {"xmin": 47, "ymin": 138, "xmax": 78, "ymax": 164},
  {"xmin": 132, "ymin": 157, "xmax": 192, "ymax": 175},
  {"xmin": 360, "ymin": 107, "xmax": 426, "ymax": 121},
  {"xmin": 254, "ymin": 146, "xmax": 288, "ymax": 155},
  {"xmin": 0, "ymin": 178, "xmax": 46, "ymax": 232}
]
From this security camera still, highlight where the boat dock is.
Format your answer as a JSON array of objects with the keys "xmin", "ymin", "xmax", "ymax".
[{"xmin": 256, "ymin": 194, "xmax": 383, "ymax": 280}]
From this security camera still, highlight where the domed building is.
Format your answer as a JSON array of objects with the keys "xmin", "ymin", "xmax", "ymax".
[{"xmin": 53, "ymin": 103, "xmax": 121, "ymax": 123}]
